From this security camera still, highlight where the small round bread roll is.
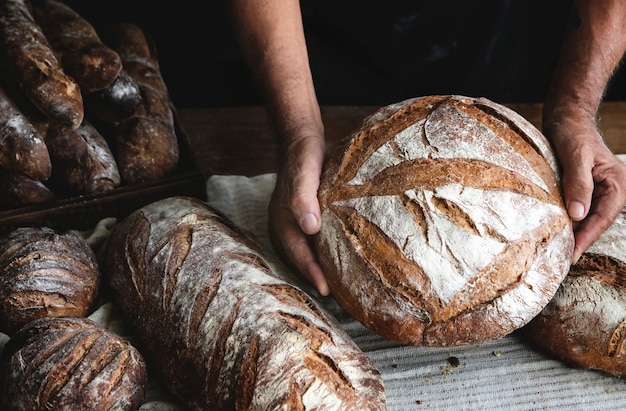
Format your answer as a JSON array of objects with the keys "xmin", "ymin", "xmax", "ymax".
[
  {"xmin": 0, "ymin": 226, "xmax": 100, "ymax": 335},
  {"xmin": 315, "ymin": 95, "xmax": 574, "ymax": 346},
  {"xmin": 523, "ymin": 208, "xmax": 626, "ymax": 376},
  {"xmin": 0, "ymin": 316, "xmax": 148, "ymax": 410}
]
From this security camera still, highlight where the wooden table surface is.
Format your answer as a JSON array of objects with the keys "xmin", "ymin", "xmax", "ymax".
[{"xmin": 178, "ymin": 102, "xmax": 626, "ymax": 178}]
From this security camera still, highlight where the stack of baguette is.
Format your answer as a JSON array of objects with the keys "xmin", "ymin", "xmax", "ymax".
[{"xmin": 0, "ymin": 0, "xmax": 179, "ymax": 207}]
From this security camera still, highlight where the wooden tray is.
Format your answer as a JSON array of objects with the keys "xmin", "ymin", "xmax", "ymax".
[{"xmin": 0, "ymin": 111, "xmax": 207, "ymax": 235}]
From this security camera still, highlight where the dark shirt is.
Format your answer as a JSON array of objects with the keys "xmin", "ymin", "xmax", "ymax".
[
  {"xmin": 60, "ymin": 0, "xmax": 626, "ymax": 107},
  {"xmin": 300, "ymin": 0, "xmax": 572, "ymax": 105}
]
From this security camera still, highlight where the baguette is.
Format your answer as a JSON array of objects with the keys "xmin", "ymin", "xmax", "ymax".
[
  {"xmin": 0, "ymin": 86, "xmax": 51, "ymax": 181},
  {"xmin": 84, "ymin": 68, "xmax": 142, "ymax": 124},
  {"xmin": 0, "ymin": 0, "xmax": 84, "ymax": 128},
  {"xmin": 46, "ymin": 120, "xmax": 121, "ymax": 195},
  {"xmin": 103, "ymin": 196, "xmax": 386, "ymax": 411},
  {"xmin": 102, "ymin": 23, "xmax": 178, "ymax": 184},
  {"xmin": 31, "ymin": 0, "xmax": 123, "ymax": 93},
  {"xmin": 0, "ymin": 170, "xmax": 53, "ymax": 206}
]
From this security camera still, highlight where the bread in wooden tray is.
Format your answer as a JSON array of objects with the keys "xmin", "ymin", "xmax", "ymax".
[
  {"xmin": 523, "ymin": 207, "xmax": 626, "ymax": 376},
  {"xmin": 0, "ymin": 316, "xmax": 147, "ymax": 410},
  {"xmin": 315, "ymin": 94, "xmax": 574, "ymax": 347},
  {"xmin": 102, "ymin": 196, "xmax": 386, "ymax": 410},
  {"xmin": 98, "ymin": 23, "xmax": 179, "ymax": 185}
]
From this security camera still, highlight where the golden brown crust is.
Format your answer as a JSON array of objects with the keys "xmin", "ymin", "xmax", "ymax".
[
  {"xmin": 0, "ymin": 317, "xmax": 148, "ymax": 410},
  {"xmin": 0, "ymin": 226, "xmax": 100, "ymax": 336},
  {"xmin": 316, "ymin": 95, "xmax": 574, "ymax": 346},
  {"xmin": 0, "ymin": 0, "xmax": 84, "ymax": 128},
  {"xmin": 30, "ymin": 0, "xmax": 122, "ymax": 93}
]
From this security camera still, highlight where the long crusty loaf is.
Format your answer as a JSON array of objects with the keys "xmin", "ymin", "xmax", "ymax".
[
  {"xmin": 523, "ymin": 207, "xmax": 626, "ymax": 377},
  {"xmin": 103, "ymin": 196, "xmax": 386, "ymax": 411},
  {"xmin": 30, "ymin": 0, "xmax": 123, "ymax": 93},
  {"xmin": 84, "ymin": 68, "xmax": 142, "ymax": 124},
  {"xmin": 315, "ymin": 95, "xmax": 574, "ymax": 347},
  {"xmin": 0, "ymin": 0, "xmax": 83, "ymax": 128},
  {"xmin": 46, "ymin": 120, "xmax": 121, "ymax": 195},
  {"xmin": 0, "ymin": 86, "xmax": 51, "ymax": 181},
  {"xmin": 0, "ymin": 316, "xmax": 148, "ymax": 411},
  {"xmin": 0, "ymin": 170, "xmax": 53, "ymax": 206},
  {"xmin": 101, "ymin": 23, "xmax": 179, "ymax": 184}
]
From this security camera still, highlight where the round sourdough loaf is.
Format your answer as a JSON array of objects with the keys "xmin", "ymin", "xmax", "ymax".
[
  {"xmin": 315, "ymin": 95, "xmax": 575, "ymax": 346},
  {"xmin": 0, "ymin": 226, "xmax": 100, "ymax": 336},
  {"xmin": 0, "ymin": 316, "xmax": 148, "ymax": 410},
  {"xmin": 523, "ymin": 207, "xmax": 626, "ymax": 376}
]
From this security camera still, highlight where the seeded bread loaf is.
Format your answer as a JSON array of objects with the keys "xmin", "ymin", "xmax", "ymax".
[
  {"xmin": 523, "ymin": 207, "xmax": 626, "ymax": 376},
  {"xmin": 315, "ymin": 95, "xmax": 574, "ymax": 346},
  {"xmin": 0, "ymin": 316, "xmax": 147, "ymax": 411},
  {"xmin": 103, "ymin": 196, "xmax": 386, "ymax": 411},
  {"xmin": 0, "ymin": 226, "xmax": 100, "ymax": 336}
]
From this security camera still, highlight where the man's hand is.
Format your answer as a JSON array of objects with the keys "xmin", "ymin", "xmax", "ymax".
[
  {"xmin": 545, "ymin": 115, "xmax": 626, "ymax": 263},
  {"xmin": 543, "ymin": 0, "xmax": 626, "ymax": 262},
  {"xmin": 268, "ymin": 132, "xmax": 330, "ymax": 296}
]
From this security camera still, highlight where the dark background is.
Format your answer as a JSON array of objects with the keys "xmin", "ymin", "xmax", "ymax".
[{"xmin": 63, "ymin": 0, "xmax": 626, "ymax": 109}]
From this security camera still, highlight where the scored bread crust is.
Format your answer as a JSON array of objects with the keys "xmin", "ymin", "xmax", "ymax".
[
  {"xmin": 316, "ymin": 95, "xmax": 574, "ymax": 346},
  {"xmin": 0, "ymin": 226, "xmax": 100, "ymax": 336},
  {"xmin": 0, "ymin": 316, "xmax": 148, "ymax": 410},
  {"xmin": 523, "ymin": 207, "xmax": 626, "ymax": 376},
  {"xmin": 103, "ymin": 196, "xmax": 386, "ymax": 411}
]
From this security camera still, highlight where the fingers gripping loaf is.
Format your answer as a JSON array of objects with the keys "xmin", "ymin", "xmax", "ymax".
[
  {"xmin": 315, "ymin": 95, "xmax": 574, "ymax": 347},
  {"xmin": 103, "ymin": 196, "xmax": 386, "ymax": 411},
  {"xmin": 0, "ymin": 0, "xmax": 84, "ymax": 128},
  {"xmin": 30, "ymin": 0, "xmax": 123, "ymax": 93},
  {"xmin": 0, "ymin": 317, "xmax": 148, "ymax": 411},
  {"xmin": 523, "ymin": 207, "xmax": 626, "ymax": 377},
  {"xmin": 102, "ymin": 23, "xmax": 179, "ymax": 184}
]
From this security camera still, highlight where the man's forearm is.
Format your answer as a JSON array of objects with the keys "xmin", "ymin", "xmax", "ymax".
[
  {"xmin": 228, "ymin": 0, "xmax": 323, "ymax": 142},
  {"xmin": 544, "ymin": 0, "xmax": 626, "ymax": 124}
]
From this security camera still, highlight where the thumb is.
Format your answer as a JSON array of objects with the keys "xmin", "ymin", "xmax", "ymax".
[{"xmin": 560, "ymin": 159, "xmax": 594, "ymax": 222}]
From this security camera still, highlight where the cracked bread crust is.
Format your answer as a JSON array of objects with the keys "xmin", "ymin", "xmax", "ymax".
[{"xmin": 315, "ymin": 95, "xmax": 574, "ymax": 346}]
